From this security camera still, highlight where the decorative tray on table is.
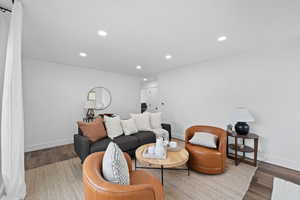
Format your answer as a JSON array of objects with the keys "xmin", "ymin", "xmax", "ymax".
[{"xmin": 143, "ymin": 146, "xmax": 167, "ymax": 160}]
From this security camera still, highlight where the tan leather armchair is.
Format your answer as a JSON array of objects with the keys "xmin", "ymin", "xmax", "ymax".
[
  {"xmin": 83, "ymin": 152, "xmax": 164, "ymax": 200},
  {"xmin": 185, "ymin": 126, "xmax": 227, "ymax": 174}
]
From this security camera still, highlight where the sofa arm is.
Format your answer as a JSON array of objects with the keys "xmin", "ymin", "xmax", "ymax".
[
  {"xmin": 161, "ymin": 123, "xmax": 171, "ymax": 140},
  {"xmin": 74, "ymin": 134, "xmax": 91, "ymax": 163}
]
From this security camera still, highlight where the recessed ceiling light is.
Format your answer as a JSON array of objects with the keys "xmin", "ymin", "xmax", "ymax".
[
  {"xmin": 136, "ymin": 65, "xmax": 142, "ymax": 70},
  {"xmin": 143, "ymin": 78, "xmax": 148, "ymax": 81},
  {"xmin": 79, "ymin": 52, "xmax": 87, "ymax": 57},
  {"xmin": 165, "ymin": 54, "xmax": 172, "ymax": 60},
  {"xmin": 217, "ymin": 36, "xmax": 227, "ymax": 42},
  {"xmin": 98, "ymin": 30, "xmax": 108, "ymax": 37}
]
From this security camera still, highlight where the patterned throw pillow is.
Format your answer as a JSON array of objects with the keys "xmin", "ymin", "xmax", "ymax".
[{"xmin": 102, "ymin": 142, "xmax": 130, "ymax": 185}]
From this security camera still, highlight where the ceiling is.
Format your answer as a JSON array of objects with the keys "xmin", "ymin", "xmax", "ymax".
[{"xmin": 21, "ymin": 0, "xmax": 300, "ymax": 77}]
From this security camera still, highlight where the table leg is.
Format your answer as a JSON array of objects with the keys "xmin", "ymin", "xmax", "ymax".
[
  {"xmin": 254, "ymin": 138, "xmax": 258, "ymax": 167},
  {"xmin": 161, "ymin": 165, "xmax": 164, "ymax": 185},
  {"xmin": 243, "ymin": 138, "xmax": 245, "ymax": 159},
  {"xmin": 226, "ymin": 134, "xmax": 229, "ymax": 157},
  {"xmin": 235, "ymin": 136, "xmax": 238, "ymax": 165}
]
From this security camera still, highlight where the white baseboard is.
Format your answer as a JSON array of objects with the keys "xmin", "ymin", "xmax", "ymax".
[
  {"xmin": 25, "ymin": 138, "xmax": 73, "ymax": 152},
  {"xmin": 259, "ymin": 153, "xmax": 300, "ymax": 172}
]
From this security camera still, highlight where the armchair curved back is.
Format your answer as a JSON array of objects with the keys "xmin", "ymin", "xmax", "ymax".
[
  {"xmin": 185, "ymin": 126, "xmax": 227, "ymax": 174},
  {"xmin": 83, "ymin": 152, "xmax": 157, "ymax": 200},
  {"xmin": 185, "ymin": 125, "xmax": 227, "ymax": 153}
]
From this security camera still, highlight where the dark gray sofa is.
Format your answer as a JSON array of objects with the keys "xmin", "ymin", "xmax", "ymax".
[{"xmin": 74, "ymin": 123, "xmax": 171, "ymax": 162}]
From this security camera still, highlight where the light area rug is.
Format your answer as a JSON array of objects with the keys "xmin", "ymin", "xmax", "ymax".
[
  {"xmin": 25, "ymin": 158, "xmax": 257, "ymax": 200},
  {"xmin": 272, "ymin": 177, "xmax": 300, "ymax": 200}
]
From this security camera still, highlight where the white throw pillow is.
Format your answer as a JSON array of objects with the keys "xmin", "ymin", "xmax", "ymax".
[
  {"xmin": 102, "ymin": 142, "xmax": 130, "ymax": 185},
  {"xmin": 121, "ymin": 119, "xmax": 138, "ymax": 135},
  {"xmin": 104, "ymin": 116, "xmax": 123, "ymax": 139},
  {"xmin": 130, "ymin": 113, "xmax": 152, "ymax": 131},
  {"xmin": 147, "ymin": 112, "xmax": 162, "ymax": 129},
  {"xmin": 189, "ymin": 132, "xmax": 218, "ymax": 149}
]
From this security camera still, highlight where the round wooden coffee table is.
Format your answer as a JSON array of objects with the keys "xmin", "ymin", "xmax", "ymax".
[{"xmin": 135, "ymin": 143, "xmax": 189, "ymax": 185}]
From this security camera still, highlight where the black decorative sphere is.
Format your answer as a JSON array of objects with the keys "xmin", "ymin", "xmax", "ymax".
[{"xmin": 235, "ymin": 122, "xmax": 249, "ymax": 135}]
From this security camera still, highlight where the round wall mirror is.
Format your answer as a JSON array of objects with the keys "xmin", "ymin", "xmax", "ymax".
[{"xmin": 87, "ymin": 87, "xmax": 112, "ymax": 110}]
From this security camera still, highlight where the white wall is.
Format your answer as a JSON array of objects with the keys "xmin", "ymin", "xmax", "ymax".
[
  {"xmin": 23, "ymin": 59, "xmax": 140, "ymax": 152},
  {"xmin": 158, "ymin": 42, "xmax": 300, "ymax": 171}
]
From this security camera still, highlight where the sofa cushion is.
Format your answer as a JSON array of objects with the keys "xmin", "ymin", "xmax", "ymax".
[
  {"xmin": 90, "ymin": 137, "xmax": 112, "ymax": 153},
  {"xmin": 113, "ymin": 135, "xmax": 140, "ymax": 151},
  {"xmin": 132, "ymin": 131, "xmax": 156, "ymax": 145},
  {"xmin": 130, "ymin": 113, "xmax": 152, "ymax": 131},
  {"xmin": 121, "ymin": 119, "xmax": 138, "ymax": 136},
  {"xmin": 104, "ymin": 115, "xmax": 123, "ymax": 139},
  {"xmin": 145, "ymin": 112, "xmax": 162, "ymax": 129}
]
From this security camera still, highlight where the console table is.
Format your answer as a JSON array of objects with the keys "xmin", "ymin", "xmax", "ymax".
[{"xmin": 227, "ymin": 131, "xmax": 259, "ymax": 167}]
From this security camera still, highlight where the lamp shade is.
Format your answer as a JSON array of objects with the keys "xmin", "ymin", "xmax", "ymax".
[
  {"xmin": 84, "ymin": 100, "xmax": 96, "ymax": 109},
  {"xmin": 231, "ymin": 107, "xmax": 254, "ymax": 122}
]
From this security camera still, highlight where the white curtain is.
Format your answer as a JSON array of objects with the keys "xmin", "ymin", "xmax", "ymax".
[
  {"xmin": 1, "ymin": 1, "xmax": 26, "ymax": 199},
  {"xmin": 0, "ymin": 10, "xmax": 11, "ymax": 199}
]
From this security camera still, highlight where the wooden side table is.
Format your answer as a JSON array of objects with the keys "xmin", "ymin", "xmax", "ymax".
[{"xmin": 227, "ymin": 131, "xmax": 259, "ymax": 167}]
